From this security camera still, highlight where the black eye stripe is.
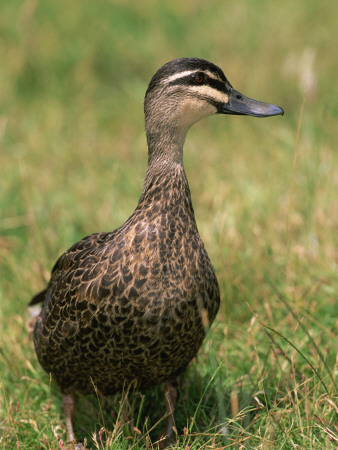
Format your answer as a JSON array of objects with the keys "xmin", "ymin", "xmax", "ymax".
[
  {"xmin": 191, "ymin": 72, "xmax": 206, "ymax": 84},
  {"xmin": 206, "ymin": 77, "xmax": 229, "ymax": 93},
  {"xmin": 168, "ymin": 75, "xmax": 229, "ymax": 94}
]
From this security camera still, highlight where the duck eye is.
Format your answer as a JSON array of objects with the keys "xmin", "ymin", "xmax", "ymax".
[{"xmin": 192, "ymin": 73, "xmax": 205, "ymax": 84}]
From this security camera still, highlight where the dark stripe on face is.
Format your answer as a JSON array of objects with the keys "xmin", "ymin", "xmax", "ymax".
[
  {"xmin": 146, "ymin": 58, "xmax": 230, "ymax": 96},
  {"xmin": 161, "ymin": 58, "xmax": 229, "ymax": 83},
  {"xmin": 168, "ymin": 74, "xmax": 231, "ymax": 95},
  {"xmin": 172, "ymin": 87, "xmax": 227, "ymax": 114},
  {"xmin": 190, "ymin": 92, "xmax": 226, "ymax": 113}
]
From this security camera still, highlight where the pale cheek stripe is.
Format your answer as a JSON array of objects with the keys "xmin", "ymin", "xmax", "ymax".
[
  {"xmin": 163, "ymin": 70, "xmax": 220, "ymax": 84},
  {"xmin": 187, "ymin": 85, "xmax": 229, "ymax": 104}
]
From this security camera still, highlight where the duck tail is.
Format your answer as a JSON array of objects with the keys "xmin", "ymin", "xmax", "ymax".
[
  {"xmin": 28, "ymin": 289, "xmax": 47, "ymax": 306},
  {"xmin": 27, "ymin": 289, "xmax": 46, "ymax": 335}
]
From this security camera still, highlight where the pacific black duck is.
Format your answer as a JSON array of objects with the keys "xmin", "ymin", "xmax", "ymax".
[{"xmin": 29, "ymin": 58, "xmax": 283, "ymax": 448}]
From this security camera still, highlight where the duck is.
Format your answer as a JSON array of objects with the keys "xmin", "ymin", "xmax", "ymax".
[{"xmin": 29, "ymin": 57, "xmax": 283, "ymax": 449}]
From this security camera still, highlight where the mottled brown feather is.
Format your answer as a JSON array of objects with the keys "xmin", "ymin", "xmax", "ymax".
[
  {"xmin": 32, "ymin": 167, "xmax": 220, "ymax": 395},
  {"xmin": 29, "ymin": 57, "xmax": 283, "ymax": 449}
]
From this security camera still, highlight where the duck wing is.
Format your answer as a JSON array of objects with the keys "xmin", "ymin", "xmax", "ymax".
[{"xmin": 28, "ymin": 231, "xmax": 110, "ymax": 307}]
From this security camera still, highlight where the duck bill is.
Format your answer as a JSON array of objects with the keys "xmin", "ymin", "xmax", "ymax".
[{"xmin": 221, "ymin": 89, "xmax": 284, "ymax": 118}]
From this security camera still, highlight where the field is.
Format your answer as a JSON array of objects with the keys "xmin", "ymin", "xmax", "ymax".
[{"xmin": 0, "ymin": 0, "xmax": 337, "ymax": 448}]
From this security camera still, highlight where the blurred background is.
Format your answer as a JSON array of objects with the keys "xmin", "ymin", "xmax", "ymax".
[{"xmin": 0, "ymin": 0, "xmax": 337, "ymax": 448}]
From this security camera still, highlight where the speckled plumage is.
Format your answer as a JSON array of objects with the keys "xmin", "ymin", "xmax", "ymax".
[
  {"xmin": 30, "ymin": 57, "xmax": 283, "ymax": 447},
  {"xmin": 33, "ymin": 166, "xmax": 219, "ymax": 395}
]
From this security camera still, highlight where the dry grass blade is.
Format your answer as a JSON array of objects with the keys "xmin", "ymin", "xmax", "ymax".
[
  {"xmin": 260, "ymin": 322, "xmax": 331, "ymax": 396},
  {"xmin": 269, "ymin": 281, "xmax": 337, "ymax": 390}
]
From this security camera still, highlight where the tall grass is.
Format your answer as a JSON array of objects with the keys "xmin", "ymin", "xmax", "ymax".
[{"xmin": 1, "ymin": 0, "xmax": 337, "ymax": 448}]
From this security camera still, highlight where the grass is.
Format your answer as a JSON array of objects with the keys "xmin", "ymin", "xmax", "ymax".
[{"xmin": 0, "ymin": 0, "xmax": 337, "ymax": 448}]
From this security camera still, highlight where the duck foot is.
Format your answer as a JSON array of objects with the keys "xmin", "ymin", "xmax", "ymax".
[
  {"xmin": 154, "ymin": 434, "xmax": 176, "ymax": 449},
  {"xmin": 153, "ymin": 381, "xmax": 178, "ymax": 449},
  {"xmin": 63, "ymin": 393, "xmax": 88, "ymax": 450},
  {"xmin": 65, "ymin": 442, "xmax": 87, "ymax": 450}
]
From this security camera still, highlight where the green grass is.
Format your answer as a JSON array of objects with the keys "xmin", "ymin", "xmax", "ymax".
[{"xmin": 1, "ymin": 0, "xmax": 337, "ymax": 448}]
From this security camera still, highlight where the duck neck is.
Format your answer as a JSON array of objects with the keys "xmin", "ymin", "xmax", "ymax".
[
  {"xmin": 146, "ymin": 123, "xmax": 187, "ymax": 166},
  {"xmin": 137, "ymin": 126, "xmax": 194, "ymax": 216},
  {"xmin": 142, "ymin": 117, "xmax": 188, "ymax": 185}
]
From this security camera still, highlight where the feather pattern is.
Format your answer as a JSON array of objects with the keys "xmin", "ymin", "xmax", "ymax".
[
  {"xmin": 33, "ymin": 165, "xmax": 219, "ymax": 395},
  {"xmin": 30, "ymin": 58, "xmax": 282, "ymax": 447}
]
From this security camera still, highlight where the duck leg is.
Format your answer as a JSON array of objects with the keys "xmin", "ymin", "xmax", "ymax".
[
  {"xmin": 157, "ymin": 380, "xmax": 178, "ymax": 449},
  {"xmin": 63, "ymin": 393, "xmax": 85, "ymax": 449}
]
